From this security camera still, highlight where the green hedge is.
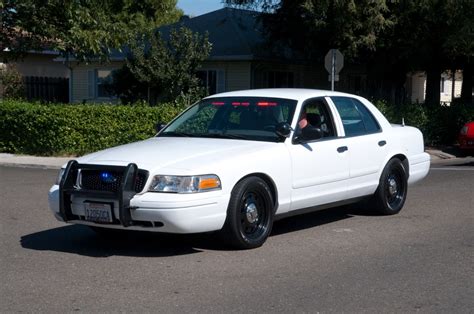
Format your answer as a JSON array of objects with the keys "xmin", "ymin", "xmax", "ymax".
[
  {"xmin": 0, "ymin": 100, "xmax": 186, "ymax": 156},
  {"xmin": 373, "ymin": 100, "xmax": 474, "ymax": 146},
  {"xmin": 1, "ymin": 100, "xmax": 473, "ymax": 156}
]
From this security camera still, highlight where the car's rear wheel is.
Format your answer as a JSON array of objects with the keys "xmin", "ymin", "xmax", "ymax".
[
  {"xmin": 372, "ymin": 158, "xmax": 408, "ymax": 215},
  {"xmin": 221, "ymin": 177, "xmax": 274, "ymax": 249}
]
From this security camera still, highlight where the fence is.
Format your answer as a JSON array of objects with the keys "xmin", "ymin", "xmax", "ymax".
[{"xmin": 23, "ymin": 76, "xmax": 69, "ymax": 103}]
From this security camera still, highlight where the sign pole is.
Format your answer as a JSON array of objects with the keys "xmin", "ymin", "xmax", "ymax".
[
  {"xmin": 325, "ymin": 49, "xmax": 344, "ymax": 91},
  {"xmin": 331, "ymin": 50, "xmax": 336, "ymax": 91}
]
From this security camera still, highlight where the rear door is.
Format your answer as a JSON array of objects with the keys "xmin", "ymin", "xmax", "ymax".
[{"xmin": 329, "ymin": 96, "xmax": 388, "ymax": 197}]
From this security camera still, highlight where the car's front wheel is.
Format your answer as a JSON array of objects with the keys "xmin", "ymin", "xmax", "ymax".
[
  {"xmin": 221, "ymin": 176, "xmax": 274, "ymax": 249},
  {"xmin": 373, "ymin": 158, "xmax": 408, "ymax": 215}
]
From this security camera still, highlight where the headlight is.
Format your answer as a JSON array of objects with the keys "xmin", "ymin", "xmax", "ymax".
[
  {"xmin": 148, "ymin": 175, "xmax": 221, "ymax": 193},
  {"xmin": 55, "ymin": 168, "xmax": 65, "ymax": 185}
]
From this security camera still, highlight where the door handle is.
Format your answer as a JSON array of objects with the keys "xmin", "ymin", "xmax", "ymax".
[
  {"xmin": 337, "ymin": 146, "xmax": 348, "ymax": 153},
  {"xmin": 378, "ymin": 140, "xmax": 387, "ymax": 147}
]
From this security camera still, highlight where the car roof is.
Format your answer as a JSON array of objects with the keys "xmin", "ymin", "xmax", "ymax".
[{"xmin": 205, "ymin": 88, "xmax": 358, "ymax": 102}]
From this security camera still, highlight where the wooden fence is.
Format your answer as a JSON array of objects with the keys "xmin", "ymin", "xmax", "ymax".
[{"xmin": 23, "ymin": 76, "xmax": 69, "ymax": 103}]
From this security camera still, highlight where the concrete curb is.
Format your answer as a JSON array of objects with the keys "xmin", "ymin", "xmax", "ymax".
[
  {"xmin": 425, "ymin": 149, "xmax": 456, "ymax": 160},
  {"xmin": 0, "ymin": 154, "xmax": 70, "ymax": 170}
]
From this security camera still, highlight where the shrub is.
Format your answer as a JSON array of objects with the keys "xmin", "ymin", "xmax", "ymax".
[
  {"xmin": 0, "ymin": 66, "xmax": 25, "ymax": 100},
  {"xmin": 0, "ymin": 100, "xmax": 186, "ymax": 156},
  {"xmin": 373, "ymin": 100, "xmax": 474, "ymax": 145}
]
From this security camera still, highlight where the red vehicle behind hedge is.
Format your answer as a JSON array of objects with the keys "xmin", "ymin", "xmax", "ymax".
[{"xmin": 459, "ymin": 121, "xmax": 474, "ymax": 150}]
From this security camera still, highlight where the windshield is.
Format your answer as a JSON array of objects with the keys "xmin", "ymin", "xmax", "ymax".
[{"xmin": 159, "ymin": 97, "xmax": 298, "ymax": 142}]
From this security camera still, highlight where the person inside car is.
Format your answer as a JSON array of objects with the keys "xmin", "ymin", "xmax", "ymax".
[{"xmin": 296, "ymin": 108, "xmax": 323, "ymax": 141}]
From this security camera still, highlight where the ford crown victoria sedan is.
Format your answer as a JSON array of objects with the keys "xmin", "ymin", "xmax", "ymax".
[{"xmin": 49, "ymin": 89, "xmax": 430, "ymax": 249}]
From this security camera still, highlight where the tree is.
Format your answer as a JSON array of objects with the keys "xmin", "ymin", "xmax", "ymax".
[
  {"xmin": 225, "ymin": 0, "xmax": 394, "ymax": 61},
  {"xmin": 226, "ymin": 0, "xmax": 474, "ymax": 105},
  {"xmin": 0, "ymin": 66, "xmax": 24, "ymax": 99},
  {"xmin": 113, "ymin": 27, "xmax": 212, "ymax": 104},
  {"xmin": 383, "ymin": 0, "xmax": 474, "ymax": 106},
  {"xmin": 0, "ymin": 0, "xmax": 183, "ymax": 62}
]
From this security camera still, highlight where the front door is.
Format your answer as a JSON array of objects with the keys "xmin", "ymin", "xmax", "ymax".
[{"xmin": 288, "ymin": 97, "xmax": 350, "ymax": 211}]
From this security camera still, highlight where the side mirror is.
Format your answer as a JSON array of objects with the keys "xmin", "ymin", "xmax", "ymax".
[
  {"xmin": 275, "ymin": 122, "xmax": 292, "ymax": 138},
  {"xmin": 155, "ymin": 122, "xmax": 167, "ymax": 133},
  {"xmin": 294, "ymin": 126, "xmax": 323, "ymax": 144}
]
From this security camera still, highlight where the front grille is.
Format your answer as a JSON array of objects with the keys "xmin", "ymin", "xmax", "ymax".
[{"xmin": 80, "ymin": 169, "xmax": 148, "ymax": 193}]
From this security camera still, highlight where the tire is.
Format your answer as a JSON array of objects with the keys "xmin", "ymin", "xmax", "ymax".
[
  {"xmin": 221, "ymin": 177, "xmax": 274, "ymax": 249},
  {"xmin": 372, "ymin": 158, "xmax": 408, "ymax": 215}
]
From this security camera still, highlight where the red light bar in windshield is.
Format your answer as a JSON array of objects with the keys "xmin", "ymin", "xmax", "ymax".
[
  {"xmin": 232, "ymin": 102, "xmax": 250, "ymax": 106},
  {"xmin": 257, "ymin": 102, "xmax": 277, "ymax": 107},
  {"xmin": 211, "ymin": 101, "xmax": 278, "ymax": 106}
]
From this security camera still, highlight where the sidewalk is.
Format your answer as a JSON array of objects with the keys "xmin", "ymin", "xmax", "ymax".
[
  {"xmin": 424, "ymin": 148, "xmax": 457, "ymax": 163},
  {"xmin": 0, "ymin": 149, "xmax": 459, "ymax": 170},
  {"xmin": 0, "ymin": 153, "xmax": 70, "ymax": 169}
]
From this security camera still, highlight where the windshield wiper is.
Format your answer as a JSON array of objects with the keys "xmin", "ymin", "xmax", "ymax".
[{"xmin": 159, "ymin": 131, "xmax": 195, "ymax": 137}]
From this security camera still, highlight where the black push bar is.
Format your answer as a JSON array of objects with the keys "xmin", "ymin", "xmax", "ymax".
[{"xmin": 58, "ymin": 160, "xmax": 145, "ymax": 227}]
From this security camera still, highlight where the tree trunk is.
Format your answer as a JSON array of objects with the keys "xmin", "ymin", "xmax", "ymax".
[
  {"xmin": 461, "ymin": 62, "xmax": 473, "ymax": 104},
  {"xmin": 425, "ymin": 67, "xmax": 441, "ymax": 107}
]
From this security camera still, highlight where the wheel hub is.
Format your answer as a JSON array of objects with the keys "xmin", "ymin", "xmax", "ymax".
[
  {"xmin": 245, "ymin": 203, "xmax": 259, "ymax": 224},
  {"xmin": 388, "ymin": 177, "xmax": 398, "ymax": 196}
]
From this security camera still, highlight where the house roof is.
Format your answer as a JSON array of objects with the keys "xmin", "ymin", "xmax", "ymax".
[
  {"xmin": 107, "ymin": 8, "xmax": 282, "ymax": 62},
  {"xmin": 165, "ymin": 8, "xmax": 267, "ymax": 61},
  {"xmin": 58, "ymin": 8, "xmax": 293, "ymax": 63}
]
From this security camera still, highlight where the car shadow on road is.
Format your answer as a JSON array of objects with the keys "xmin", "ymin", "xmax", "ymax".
[
  {"xmin": 20, "ymin": 225, "xmax": 224, "ymax": 257},
  {"xmin": 271, "ymin": 204, "xmax": 373, "ymax": 236},
  {"xmin": 21, "ymin": 205, "xmax": 374, "ymax": 257}
]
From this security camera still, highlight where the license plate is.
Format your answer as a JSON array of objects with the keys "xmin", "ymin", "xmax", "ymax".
[{"xmin": 84, "ymin": 202, "xmax": 112, "ymax": 223}]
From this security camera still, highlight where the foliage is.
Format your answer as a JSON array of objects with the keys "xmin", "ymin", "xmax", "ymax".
[
  {"xmin": 373, "ymin": 100, "xmax": 474, "ymax": 145},
  {"xmin": 114, "ymin": 26, "xmax": 212, "ymax": 105},
  {"xmin": 225, "ymin": 0, "xmax": 474, "ymax": 105},
  {"xmin": 1, "ymin": 0, "xmax": 183, "ymax": 62},
  {"xmin": 0, "ymin": 100, "xmax": 187, "ymax": 156},
  {"xmin": 0, "ymin": 66, "xmax": 25, "ymax": 100},
  {"xmin": 381, "ymin": 0, "xmax": 474, "ymax": 106},
  {"xmin": 110, "ymin": 66, "xmax": 149, "ymax": 105},
  {"xmin": 226, "ymin": 0, "xmax": 394, "ymax": 60}
]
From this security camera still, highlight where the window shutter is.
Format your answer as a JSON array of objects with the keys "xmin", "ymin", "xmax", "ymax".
[
  {"xmin": 217, "ymin": 70, "xmax": 226, "ymax": 93},
  {"xmin": 88, "ymin": 70, "xmax": 95, "ymax": 99}
]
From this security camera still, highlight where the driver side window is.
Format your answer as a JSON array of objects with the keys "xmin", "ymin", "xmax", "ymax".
[{"xmin": 296, "ymin": 98, "xmax": 336, "ymax": 141}]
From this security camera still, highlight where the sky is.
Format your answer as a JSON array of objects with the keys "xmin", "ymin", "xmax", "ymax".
[{"xmin": 177, "ymin": 0, "xmax": 225, "ymax": 17}]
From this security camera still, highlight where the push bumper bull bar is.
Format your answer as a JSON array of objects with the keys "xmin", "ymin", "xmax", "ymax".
[{"xmin": 59, "ymin": 160, "xmax": 147, "ymax": 227}]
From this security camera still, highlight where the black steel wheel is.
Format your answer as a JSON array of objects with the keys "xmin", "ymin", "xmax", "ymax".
[
  {"xmin": 373, "ymin": 158, "xmax": 408, "ymax": 215},
  {"xmin": 221, "ymin": 176, "xmax": 274, "ymax": 249}
]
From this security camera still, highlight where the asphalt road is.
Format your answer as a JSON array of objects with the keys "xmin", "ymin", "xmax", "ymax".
[{"xmin": 1, "ymin": 161, "xmax": 473, "ymax": 313}]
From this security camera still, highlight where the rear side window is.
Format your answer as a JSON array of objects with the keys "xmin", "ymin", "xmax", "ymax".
[{"xmin": 331, "ymin": 97, "xmax": 381, "ymax": 136}]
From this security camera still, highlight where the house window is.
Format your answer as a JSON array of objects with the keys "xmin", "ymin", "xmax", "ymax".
[
  {"xmin": 97, "ymin": 69, "xmax": 114, "ymax": 98},
  {"xmin": 268, "ymin": 71, "xmax": 294, "ymax": 88},
  {"xmin": 197, "ymin": 70, "xmax": 217, "ymax": 95}
]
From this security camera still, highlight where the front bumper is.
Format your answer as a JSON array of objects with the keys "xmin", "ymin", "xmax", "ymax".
[{"xmin": 49, "ymin": 161, "xmax": 228, "ymax": 234}]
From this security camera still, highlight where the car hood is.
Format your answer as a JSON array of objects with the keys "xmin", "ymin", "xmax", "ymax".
[{"xmin": 76, "ymin": 137, "xmax": 278, "ymax": 173}]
